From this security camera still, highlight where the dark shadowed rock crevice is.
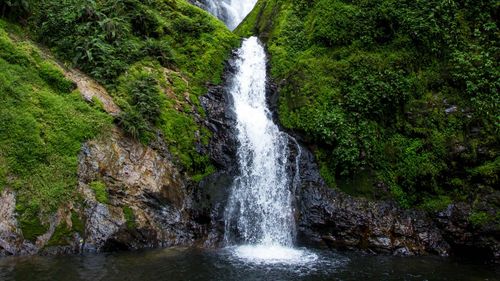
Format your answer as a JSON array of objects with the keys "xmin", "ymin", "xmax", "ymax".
[{"xmin": 196, "ymin": 57, "xmax": 240, "ymax": 247}]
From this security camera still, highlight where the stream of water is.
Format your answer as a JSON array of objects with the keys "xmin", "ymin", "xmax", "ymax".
[{"xmin": 223, "ymin": 36, "xmax": 315, "ymax": 264}]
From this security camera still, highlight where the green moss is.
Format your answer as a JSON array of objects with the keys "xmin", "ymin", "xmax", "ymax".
[
  {"xmin": 91, "ymin": 96, "xmax": 105, "ymax": 112},
  {"xmin": 0, "ymin": 155, "xmax": 7, "ymax": 192},
  {"xmin": 18, "ymin": 218, "xmax": 47, "ymax": 242},
  {"xmin": 470, "ymin": 157, "xmax": 500, "ymax": 185},
  {"xmin": 469, "ymin": 211, "xmax": 494, "ymax": 227},
  {"xmin": 122, "ymin": 206, "xmax": 136, "ymax": 229},
  {"xmin": 420, "ymin": 196, "xmax": 452, "ymax": 212},
  {"xmin": 89, "ymin": 181, "xmax": 108, "ymax": 204},
  {"xmin": 0, "ymin": 21, "xmax": 112, "ymax": 232},
  {"xmin": 337, "ymin": 170, "xmax": 377, "ymax": 199},
  {"xmin": 16, "ymin": 202, "xmax": 48, "ymax": 241},
  {"xmin": 191, "ymin": 164, "xmax": 216, "ymax": 183},
  {"xmin": 46, "ymin": 220, "xmax": 72, "ymax": 246},
  {"xmin": 15, "ymin": 0, "xmax": 239, "ymax": 179},
  {"xmin": 38, "ymin": 61, "xmax": 75, "ymax": 93},
  {"xmin": 71, "ymin": 211, "xmax": 84, "ymax": 235}
]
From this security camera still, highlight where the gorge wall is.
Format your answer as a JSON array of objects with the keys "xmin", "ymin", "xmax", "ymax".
[{"xmin": 0, "ymin": 0, "xmax": 498, "ymax": 262}]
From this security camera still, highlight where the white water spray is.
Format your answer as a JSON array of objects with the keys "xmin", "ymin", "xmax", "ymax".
[
  {"xmin": 224, "ymin": 37, "xmax": 295, "ymax": 247},
  {"xmin": 199, "ymin": 0, "xmax": 317, "ymax": 264},
  {"xmin": 202, "ymin": 0, "xmax": 258, "ymax": 30},
  {"xmin": 223, "ymin": 37, "xmax": 316, "ymax": 264}
]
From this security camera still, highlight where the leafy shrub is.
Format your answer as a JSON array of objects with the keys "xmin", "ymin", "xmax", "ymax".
[
  {"xmin": 117, "ymin": 109, "xmax": 149, "ymax": 141},
  {"xmin": 129, "ymin": 75, "xmax": 163, "ymax": 124},
  {"xmin": 18, "ymin": 0, "xmax": 238, "ymax": 177},
  {"xmin": 309, "ymin": 0, "xmax": 361, "ymax": 46}
]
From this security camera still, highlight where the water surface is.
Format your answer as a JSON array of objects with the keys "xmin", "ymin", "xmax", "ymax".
[{"xmin": 1, "ymin": 247, "xmax": 498, "ymax": 281}]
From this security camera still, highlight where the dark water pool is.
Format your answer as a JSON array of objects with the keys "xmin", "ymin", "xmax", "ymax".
[{"xmin": 0, "ymin": 247, "xmax": 498, "ymax": 281}]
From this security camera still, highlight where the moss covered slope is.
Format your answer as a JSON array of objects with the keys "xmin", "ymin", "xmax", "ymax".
[
  {"xmin": 238, "ymin": 0, "xmax": 499, "ymax": 210},
  {"xmin": 0, "ymin": 20, "xmax": 112, "ymax": 239},
  {"xmin": 0, "ymin": 0, "xmax": 238, "ymax": 243},
  {"xmin": 3, "ymin": 0, "xmax": 239, "ymax": 176}
]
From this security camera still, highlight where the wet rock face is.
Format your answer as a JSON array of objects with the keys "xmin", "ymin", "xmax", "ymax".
[
  {"xmin": 0, "ymin": 189, "xmax": 81, "ymax": 256},
  {"xmin": 196, "ymin": 60, "xmax": 239, "ymax": 247},
  {"xmin": 199, "ymin": 83, "xmax": 238, "ymax": 172},
  {"xmin": 77, "ymin": 128, "xmax": 204, "ymax": 252},
  {"xmin": 296, "ymin": 176, "xmax": 450, "ymax": 256},
  {"xmin": 0, "ymin": 189, "xmax": 24, "ymax": 256},
  {"xmin": 436, "ymin": 202, "xmax": 500, "ymax": 261}
]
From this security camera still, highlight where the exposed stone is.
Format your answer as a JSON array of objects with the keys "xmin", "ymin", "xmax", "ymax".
[
  {"xmin": 64, "ymin": 69, "xmax": 121, "ymax": 116},
  {"xmin": 294, "ymin": 150, "xmax": 451, "ymax": 256},
  {"xmin": 77, "ymin": 128, "xmax": 206, "ymax": 252},
  {"xmin": 0, "ymin": 189, "xmax": 23, "ymax": 256},
  {"xmin": 0, "ymin": 189, "xmax": 79, "ymax": 256},
  {"xmin": 435, "ymin": 201, "xmax": 500, "ymax": 261}
]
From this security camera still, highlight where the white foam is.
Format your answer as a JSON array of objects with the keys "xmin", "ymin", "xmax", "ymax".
[{"xmin": 231, "ymin": 245, "xmax": 318, "ymax": 265}]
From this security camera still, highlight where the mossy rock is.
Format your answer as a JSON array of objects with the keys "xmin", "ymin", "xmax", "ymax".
[
  {"xmin": 123, "ymin": 206, "xmax": 136, "ymax": 230},
  {"xmin": 89, "ymin": 181, "xmax": 108, "ymax": 204},
  {"xmin": 46, "ymin": 221, "xmax": 72, "ymax": 247}
]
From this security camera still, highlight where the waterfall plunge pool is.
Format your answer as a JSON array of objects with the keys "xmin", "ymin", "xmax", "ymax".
[
  {"xmin": 1, "ymin": 247, "xmax": 498, "ymax": 281},
  {"xmin": 230, "ymin": 245, "xmax": 318, "ymax": 265}
]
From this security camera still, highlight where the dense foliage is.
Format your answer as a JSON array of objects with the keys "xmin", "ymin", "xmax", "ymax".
[
  {"xmin": 4, "ymin": 0, "xmax": 238, "ymax": 175},
  {"xmin": 239, "ymin": 0, "xmax": 499, "ymax": 211},
  {"xmin": 0, "ymin": 0, "xmax": 237, "ymax": 240}
]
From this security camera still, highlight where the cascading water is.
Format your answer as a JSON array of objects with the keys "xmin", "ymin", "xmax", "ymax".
[
  {"xmin": 200, "ymin": 0, "xmax": 257, "ymax": 30},
  {"xmin": 224, "ymin": 36, "xmax": 294, "ymax": 246},
  {"xmin": 222, "ymin": 37, "xmax": 317, "ymax": 264},
  {"xmin": 199, "ymin": 0, "xmax": 317, "ymax": 264}
]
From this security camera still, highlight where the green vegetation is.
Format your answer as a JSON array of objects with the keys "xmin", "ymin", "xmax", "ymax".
[
  {"xmin": 71, "ymin": 211, "xmax": 85, "ymax": 235},
  {"xmin": 239, "ymin": 0, "xmax": 499, "ymax": 208},
  {"xmin": 89, "ymin": 181, "xmax": 109, "ymax": 204},
  {"xmin": 46, "ymin": 220, "xmax": 72, "ymax": 246},
  {"xmin": 122, "ymin": 206, "xmax": 136, "ymax": 229},
  {"xmin": 18, "ymin": 0, "xmax": 238, "ymax": 175},
  {"xmin": 1, "ymin": 0, "xmax": 237, "ymax": 243},
  {"xmin": 0, "ymin": 19, "xmax": 112, "ymax": 238},
  {"xmin": 16, "ymin": 203, "xmax": 48, "ymax": 241},
  {"xmin": 2, "ymin": 0, "xmax": 497, "ymax": 249},
  {"xmin": 469, "ymin": 211, "xmax": 495, "ymax": 227}
]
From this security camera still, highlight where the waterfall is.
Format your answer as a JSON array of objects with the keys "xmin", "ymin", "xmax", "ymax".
[
  {"xmin": 199, "ymin": 0, "xmax": 317, "ymax": 264},
  {"xmin": 199, "ymin": 0, "xmax": 258, "ymax": 30},
  {"xmin": 223, "ymin": 37, "xmax": 295, "ymax": 247},
  {"xmin": 221, "ymin": 38, "xmax": 317, "ymax": 264}
]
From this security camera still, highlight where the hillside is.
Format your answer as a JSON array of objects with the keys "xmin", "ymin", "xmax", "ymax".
[
  {"xmin": 238, "ymin": 0, "xmax": 499, "ymax": 215},
  {"xmin": 0, "ymin": 0, "xmax": 237, "ymax": 252}
]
